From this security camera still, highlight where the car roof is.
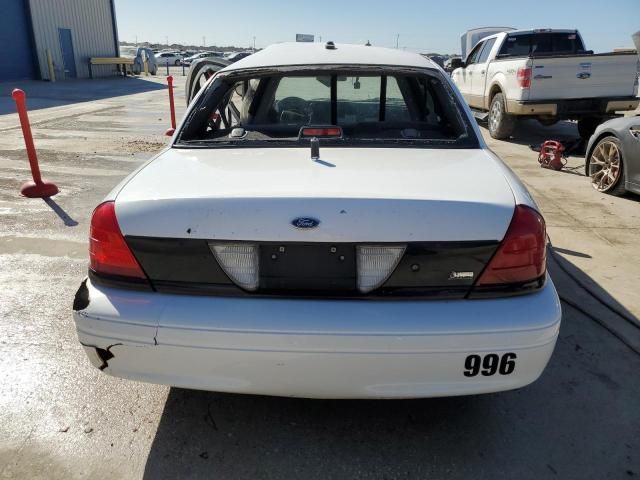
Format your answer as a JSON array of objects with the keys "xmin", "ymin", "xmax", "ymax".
[{"xmin": 223, "ymin": 42, "xmax": 438, "ymax": 71}]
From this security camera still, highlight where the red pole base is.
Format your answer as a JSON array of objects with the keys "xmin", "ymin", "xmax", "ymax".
[
  {"xmin": 165, "ymin": 127, "xmax": 175, "ymax": 137},
  {"xmin": 20, "ymin": 179, "xmax": 59, "ymax": 198}
]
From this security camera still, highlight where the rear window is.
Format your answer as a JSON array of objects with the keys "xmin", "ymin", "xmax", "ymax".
[
  {"xmin": 177, "ymin": 70, "xmax": 477, "ymax": 148},
  {"xmin": 498, "ymin": 32, "xmax": 586, "ymax": 57}
]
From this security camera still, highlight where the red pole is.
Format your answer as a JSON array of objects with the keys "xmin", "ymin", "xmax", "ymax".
[
  {"xmin": 11, "ymin": 89, "xmax": 59, "ymax": 198},
  {"xmin": 165, "ymin": 76, "xmax": 176, "ymax": 136}
]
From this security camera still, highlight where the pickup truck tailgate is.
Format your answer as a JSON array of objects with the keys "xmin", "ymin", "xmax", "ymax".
[{"xmin": 528, "ymin": 53, "xmax": 639, "ymax": 100}]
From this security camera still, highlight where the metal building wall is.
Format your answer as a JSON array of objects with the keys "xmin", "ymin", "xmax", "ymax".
[{"xmin": 29, "ymin": 0, "xmax": 117, "ymax": 79}]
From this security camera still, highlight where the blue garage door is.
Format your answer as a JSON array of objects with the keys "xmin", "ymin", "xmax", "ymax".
[{"xmin": 0, "ymin": 0, "xmax": 36, "ymax": 81}]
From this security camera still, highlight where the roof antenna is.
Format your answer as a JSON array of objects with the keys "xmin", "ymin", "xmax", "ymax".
[{"xmin": 310, "ymin": 137, "xmax": 320, "ymax": 160}]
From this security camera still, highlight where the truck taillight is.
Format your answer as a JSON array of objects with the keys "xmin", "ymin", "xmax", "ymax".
[
  {"xmin": 517, "ymin": 67, "xmax": 532, "ymax": 89},
  {"xmin": 89, "ymin": 201, "xmax": 147, "ymax": 279},
  {"xmin": 474, "ymin": 205, "xmax": 546, "ymax": 287}
]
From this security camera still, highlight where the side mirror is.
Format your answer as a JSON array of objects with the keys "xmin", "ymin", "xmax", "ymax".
[{"xmin": 450, "ymin": 58, "xmax": 464, "ymax": 70}]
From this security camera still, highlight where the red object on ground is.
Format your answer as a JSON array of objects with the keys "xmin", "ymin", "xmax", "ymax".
[
  {"xmin": 538, "ymin": 140, "xmax": 566, "ymax": 171},
  {"xmin": 165, "ymin": 76, "xmax": 176, "ymax": 136},
  {"xmin": 12, "ymin": 89, "xmax": 59, "ymax": 198}
]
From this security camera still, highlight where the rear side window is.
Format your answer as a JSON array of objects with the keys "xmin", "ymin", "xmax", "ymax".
[
  {"xmin": 477, "ymin": 38, "xmax": 497, "ymax": 63},
  {"xmin": 178, "ymin": 70, "xmax": 478, "ymax": 148}
]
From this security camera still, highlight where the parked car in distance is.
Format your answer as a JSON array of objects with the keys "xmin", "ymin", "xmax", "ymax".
[
  {"xmin": 224, "ymin": 51, "xmax": 253, "ymax": 63},
  {"xmin": 181, "ymin": 51, "xmax": 219, "ymax": 66},
  {"xmin": 74, "ymin": 42, "xmax": 560, "ymax": 399},
  {"xmin": 585, "ymin": 115, "xmax": 640, "ymax": 196},
  {"xmin": 452, "ymin": 29, "xmax": 640, "ymax": 139},
  {"xmin": 155, "ymin": 51, "xmax": 183, "ymax": 66}
]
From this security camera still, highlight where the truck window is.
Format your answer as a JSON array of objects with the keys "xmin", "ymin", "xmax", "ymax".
[
  {"xmin": 477, "ymin": 38, "xmax": 497, "ymax": 63},
  {"xmin": 466, "ymin": 41, "xmax": 485, "ymax": 64},
  {"xmin": 499, "ymin": 35, "xmax": 531, "ymax": 57},
  {"xmin": 499, "ymin": 32, "xmax": 586, "ymax": 57},
  {"xmin": 532, "ymin": 32, "xmax": 585, "ymax": 54}
]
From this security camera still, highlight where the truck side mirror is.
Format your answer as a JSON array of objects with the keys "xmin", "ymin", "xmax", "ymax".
[{"xmin": 450, "ymin": 58, "xmax": 464, "ymax": 70}]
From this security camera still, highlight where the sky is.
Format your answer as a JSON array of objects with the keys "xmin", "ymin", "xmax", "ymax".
[{"xmin": 114, "ymin": 0, "xmax": 640, "ymax": 54}]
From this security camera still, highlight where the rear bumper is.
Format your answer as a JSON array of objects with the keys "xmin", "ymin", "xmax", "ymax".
[
  {"xmin": 73, "ymin": 278, "xmax": 561, "ymax": 399},
  {"xmin": 506, "ymin": 97, "xmax": 639, "ymax": 117}
]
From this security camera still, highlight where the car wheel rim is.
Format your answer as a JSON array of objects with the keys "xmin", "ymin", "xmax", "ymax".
[
  {"xmin": 589, "ymin": 141, "xmax": 621, "ymax": 192},
  {"xmin": 490, "ymin": 101, "xmax": 501, "ymax": 132}
]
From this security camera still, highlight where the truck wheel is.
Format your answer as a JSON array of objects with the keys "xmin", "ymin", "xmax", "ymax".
[
  {"xmin": 587, "ymin": 136, "xmax": 626, "ymax": 195},
  {"xmin": 578, "ymin": 117, "xmax": 601, "ymax": 141},
  {"xmin": 488, "ymin": 93, "xmax": 515, "ymax": 139}
]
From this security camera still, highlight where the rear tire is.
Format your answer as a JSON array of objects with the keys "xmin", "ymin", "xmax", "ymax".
[
  {"xmin": 488, "ymin": 93, "xmax": 516, "ymax": 139},
  {"xmin": 587, "ymin": 136, "xmax": 626, "ymax": 196},
  {"xmin": 578, "ymin": 117, "xmax": 601, "ymax": 141}
]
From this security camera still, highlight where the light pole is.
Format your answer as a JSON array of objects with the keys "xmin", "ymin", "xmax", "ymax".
[
  {"xmin": 253, "ymin": 36, "xmax": 256, "ymax": 51},
  {"xmin": 395, "ymin": 34, "xmax": 399, "ymax": 49}
]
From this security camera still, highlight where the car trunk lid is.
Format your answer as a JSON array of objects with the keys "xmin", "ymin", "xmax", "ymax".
[{"xmin": 115, "ymin": 147, "xmax": 515, "ymax": 243}]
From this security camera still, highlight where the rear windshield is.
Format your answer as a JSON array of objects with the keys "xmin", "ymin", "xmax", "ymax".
[
  {"xmin": 498, "ymin": 32, "xmax": 586, "ymax": 57},
  {"xmin": 177, "ymin": 69, "xmax": 478, "ymax": 148}
]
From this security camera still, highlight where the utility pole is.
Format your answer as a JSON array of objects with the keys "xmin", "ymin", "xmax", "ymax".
[
  {"xmin": 135, "ymin": 35, "xmax": 138, "ymax": 46},
  {"xmin": 253, "ymin": 36, "xmax": 256, "ymax": 51},
  {"xmin": 165, "ymin": 35, "xmax": 169, "ymax": 47},
  {"xmin": 203, "ymin": 36, "xmax": 206, "ymax": 47},
  {"xmin": 395, "ymin": 34, "xmax": 400, "ymax": 49}
]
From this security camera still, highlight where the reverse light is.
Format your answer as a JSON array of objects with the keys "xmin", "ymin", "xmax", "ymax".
[
  {"xmin": 210, "ymin": 243, "xmax": 259, "ymax": 291},
  {"xmin": 517, "ymin": 67, "xmax": 532, "ymax": 89},
  {"xmin": 89, "ymin": 202, "xmax": 146, "ymax": 279},
  {"xmin": 475, "ymin": 205, "xmax": 546, "ymax": 286},
  {"xmin": 356, "ymin": 245, "xmax": 406, "ymax": 293}
]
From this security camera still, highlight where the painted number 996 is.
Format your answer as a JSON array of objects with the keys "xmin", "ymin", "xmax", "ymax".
[{"xmin": 464, "ymin": 353, "xmax": 517, "ymax": 377}]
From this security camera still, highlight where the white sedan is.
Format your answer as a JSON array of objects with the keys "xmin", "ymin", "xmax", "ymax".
[
  {"xmin": 155, "ymin": 51, "xmax": 183, "ymax": 66},
  {"xmin": 74, "ymin": 42, "xmax": 561, "ymax": 399}
]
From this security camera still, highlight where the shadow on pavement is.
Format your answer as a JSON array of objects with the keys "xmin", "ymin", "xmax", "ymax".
[
  {"xmin": 142, "ymin": 253, "xmax": 640, "ymax": 479},
  {"xmin": 43, "ymin": 197, "xmax": 78, "ymax": 227},
  {"xmin": 0, "ymin": 77, "xmax": 166, "ymax": 115}
]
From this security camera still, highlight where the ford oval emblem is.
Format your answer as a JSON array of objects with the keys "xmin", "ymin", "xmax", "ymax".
[{"xmin": 292, "ymin": 217, "xmax": 320, "ymax": 229}]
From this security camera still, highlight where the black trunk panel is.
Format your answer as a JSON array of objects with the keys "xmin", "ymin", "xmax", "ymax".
[{"xmin": 124, "ymin": 237, "xmax": 499, "ymax": 298}]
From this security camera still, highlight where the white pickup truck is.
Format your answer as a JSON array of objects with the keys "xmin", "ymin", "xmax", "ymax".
[{"xmin": 451, "ymin": 29, "xmax": 640, "ymax": 139}]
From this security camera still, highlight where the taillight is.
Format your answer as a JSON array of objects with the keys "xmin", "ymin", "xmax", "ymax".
[
  {"xmin": 89, "ymin": 201, "xmax": 146, "ymax": 279},
  {"xmin": 517, "ymin": 67, "xmax": 532, "ymax": 89},
  {"xmin": 475, "ymin": 205, "xmax": 546, "ymax": 286}
]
